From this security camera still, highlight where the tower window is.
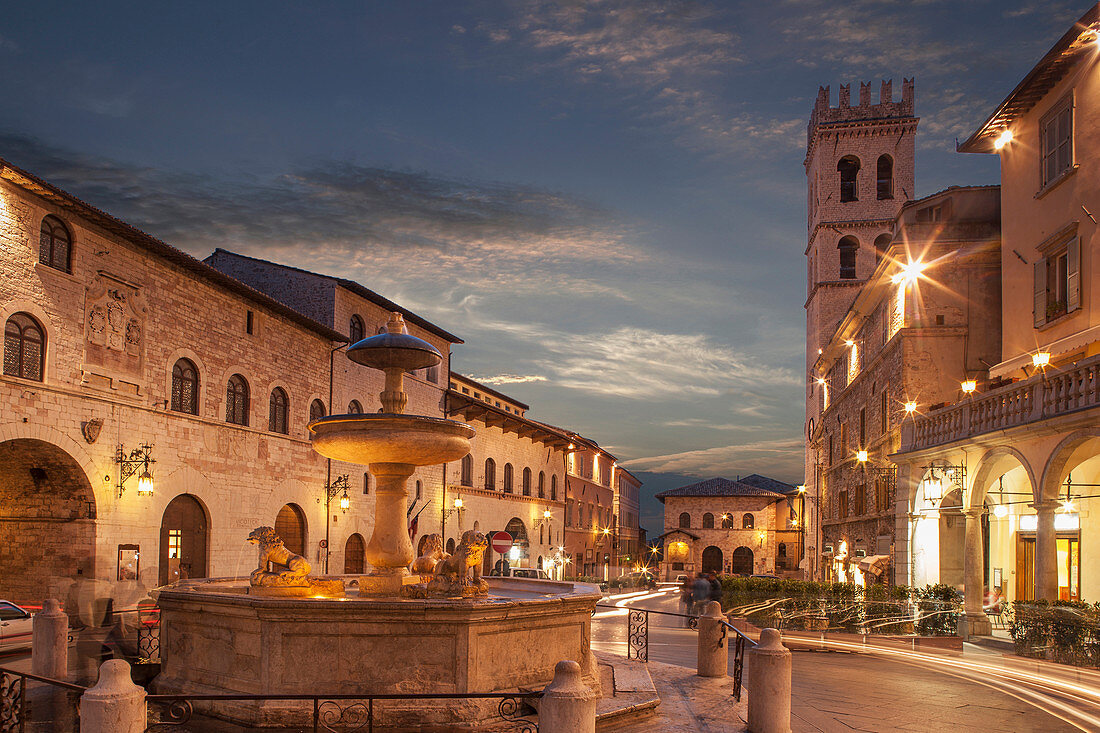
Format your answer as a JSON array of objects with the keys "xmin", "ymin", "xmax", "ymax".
[
  {"xmin": 838, "ymin": 156, "xmax": 860, "ymax": 202},
  {"xmin": 838, "ymin": 236, "xmax": 859, "ymax": 279},
  {"xmin": 877, "ymin": 155, "xmax": 893, "ymax": 199}
]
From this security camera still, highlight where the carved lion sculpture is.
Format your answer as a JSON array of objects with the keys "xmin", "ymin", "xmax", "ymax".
[
  {"xmin": 411, "ymin": 533, "xmax": 448, "ymax": 579},
  {"xmin": 247, "ymin": 526, "xmax": 311, "ymax": 587},
  {"xmin": 430, "ymin": 530, "xmax": 488, "ymax": 595}
]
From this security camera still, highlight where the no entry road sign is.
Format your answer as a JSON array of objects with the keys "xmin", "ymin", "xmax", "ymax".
[{"xmin": 491, "ymin": 531, "xmax": 513, "ymax": 554}]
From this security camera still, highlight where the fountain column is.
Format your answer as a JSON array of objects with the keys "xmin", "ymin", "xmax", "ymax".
[{"xmin": 361, "ymin": 462, "xmax": 417, "ymax": 594}]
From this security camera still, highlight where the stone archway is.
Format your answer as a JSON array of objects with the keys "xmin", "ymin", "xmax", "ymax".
[
  {"xmin": 701, "ymin": 546, "xmax": 723, "ymax": 574},
  {"xmin": 731, "ymin": 546, "xmax": 754, "ymax": 575},
  {"xmin": 345, "ymin": 533, "xmax": 365, "ymax": 574},
  {"xmin": 938, "ymin": 489, "xmax": 965, "ymax": 588},
  {"xmin": 0, "ymin": 439, "xmax": 96, "ymax": 603},
  {"xmin": 159, "ymin": 494, "xmax": 209, "ymax": 585}
]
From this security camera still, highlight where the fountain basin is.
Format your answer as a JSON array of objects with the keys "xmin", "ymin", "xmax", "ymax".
[
  {"xmin": 308, "ymin": 414, "xmax": 475, "ymax": 466},
  {"xmin": 153, "ymin": 577, "xmax": 601, "ymax": 728}
]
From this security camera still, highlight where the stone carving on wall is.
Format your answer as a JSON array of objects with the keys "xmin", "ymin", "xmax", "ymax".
[
  {"xmin": 83, "ymin": 274, "xmax": 145, "ymax": 385},
  {"xmin": 81, "ymin": 418, "xmax": 102, "ymax": 444}
]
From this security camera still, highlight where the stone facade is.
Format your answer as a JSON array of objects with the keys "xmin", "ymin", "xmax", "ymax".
[
  {"xmin": 803, "ymin": 80, "xmax": 917, "ymax": 580},
  {"xmin": 808, "ymin": 187, "xmax": 1002, "ymax": 585},
  {"xmin": 563, "ymin": 440, "xmax": 618, "ymax": 579}
]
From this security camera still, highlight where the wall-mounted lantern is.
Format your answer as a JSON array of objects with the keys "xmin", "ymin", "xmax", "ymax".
[{"xmin": 115, "ymin": 444, "xmax": 155, "ymax": 498}]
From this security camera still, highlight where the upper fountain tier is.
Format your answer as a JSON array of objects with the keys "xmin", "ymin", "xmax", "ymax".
[{"xmin": 308, "ymin": 312, "xmax": 474, "ymax": 467}]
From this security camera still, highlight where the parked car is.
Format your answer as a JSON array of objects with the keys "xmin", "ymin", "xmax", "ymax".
[
  {"xmin": 624, "ymin": 571, "xmax": 658, "ymax": 590},
  {"xmin": 490, "ymin": 567, "xmax": 550, "ymax": 579},
  {"xmin": 0, "ymin": 601, "xmax": 33, "ymax": 651},
  {"xmin": 675, "ymin": 574, "xmax": 689, "ymax": 584}
]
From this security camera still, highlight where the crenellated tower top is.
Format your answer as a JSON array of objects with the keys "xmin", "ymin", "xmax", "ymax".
[{"xmin": 808, "ymin": 79, "xmax": 915, "ymax": 147}]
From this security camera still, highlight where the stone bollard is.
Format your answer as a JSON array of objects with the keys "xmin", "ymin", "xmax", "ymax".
[
  {"xmin": 747, "ymin": 628, "xmax": 792, "ymax": 733},
  {"xmin": 32, "ymin": 598, "xmax": 68, "ymax": 679},
  {"xmin": 697, "ymin": 600, "xmax": 728, "ymax": 677},
  {"xmin": 539, "ymin": 660, "xmax": 597, "ymax": 733},
  {"xmin": 80, "ymin": 659, "xmax": 146, "ymax": 733}
]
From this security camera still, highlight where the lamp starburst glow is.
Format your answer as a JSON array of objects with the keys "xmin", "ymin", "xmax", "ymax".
[
  {"xmin": 1061, "ymin": 499, "xmax": 1076, "ymax": 513},
  {"xmin": 1032, "ymin": 352, "xmax": 1051, "ymax": 368},
  {"xmin": 856, "ymin": 450, "xmax": 868, "ymax": 463},
  {"xmin": 891, "ymin": 260, "xmax": 926, "ymax": 285},
  {"xmin": 961, "ymin": 379, "xmax": 977, "ymax": 394},
  {"xmin": 993, "ymin": 504, "xmax": 1009, "ymax": 519},
  {"xmin": 543, "ymin": 509, "xmax": 552, "ymax": 519},
  {"xmin": 993, "ymin": 129, "xmax": 1013, "ymax": 150},
  {"xmin": 453, "ymin": 497, "xmax": 463, "ymax": 509},
  {"xmin": 904, "ymin": 401, "xmax": 917, "ymax": 413}
]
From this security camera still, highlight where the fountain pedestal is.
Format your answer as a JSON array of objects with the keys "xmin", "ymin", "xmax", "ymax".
[{"xmin": 360, "ymin": 462, "xmax": 418, "ymax": 596}]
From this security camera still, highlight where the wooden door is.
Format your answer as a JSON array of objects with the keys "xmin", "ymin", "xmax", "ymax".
[
  {"xmin": 1016, "ymin": 536, "xmax": 1034, "ymax": 602},
  {"xmin": 275, "ymin": 504, "xmax": 306, "ymax": 557},
  {"xmin": 159, "ymin": 494, "xmax": 208, "ymax": 586},
  {"xmin": 344, "ymin": 533, "xmax": 365, "ymax": 574}
]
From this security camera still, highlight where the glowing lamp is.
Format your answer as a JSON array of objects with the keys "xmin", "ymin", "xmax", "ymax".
[
  {"xmin": 856, "ymin": 450, "xmax": 868, "ymax": 463},
  {"xmin": 904, "ymin": 401, "xmax": 917, "ymax": 413},
  {"xmin": 339, "ymin": 491, "xmax": 350, "ymax": 511},
  {"xmin": 1032, "ymin": 352, "xmax": 1051, "ymax": 368},
  {"xmin": 993, "ymin": 129, "xmax": 1013, "ymax": 151},
  {"xmin": 797, "ymin": 484, "xmax": 806, "ymax": 493},
  {"xmin": 543, "ymin": 510, "xmax": 552, "ymax": 519},
  {"xmin": 961, "ymin": 380, "xmax": 977, "ymax": 394},
  {"xmin": 890, "ymin": 260, "xmax": 926, "ymax": 285},
  {"xmin": 137, "ymin": 470, "xmax": 155, "ymax": 497},
  {"xmin": 453, "ymin": 497, "xmax": 463, "ymax": 509},
  {"xmin": 1061, "ymin": 499, "xmax": 1076, "ymax": 513},
  {"xmin": 993, "ymin": 504, "xmax": 1009, "ymax": 519},
  {"xmin": 816, "ymin": 377, "xmax": 826, "ymax": 385},
  {"xmin": 845, "ymin": 340, "xmax": 855, "ymax": 347}
]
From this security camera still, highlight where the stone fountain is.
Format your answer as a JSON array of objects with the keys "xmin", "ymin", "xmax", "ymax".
[{"xmin": 151, "ymin": 313, "xmax": 601, "ymax": 729}]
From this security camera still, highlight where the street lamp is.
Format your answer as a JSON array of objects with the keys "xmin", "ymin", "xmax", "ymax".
[
  {"xmin": 115, "ymin": 443, "xmax": 156, "ymax": 498},
  {"xmin": 322, "ymin": 474, "xmax": 350, "ymax": 573}
]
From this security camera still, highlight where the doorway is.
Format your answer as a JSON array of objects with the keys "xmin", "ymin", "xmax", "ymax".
[
  {"xmin": 275, "ymin": 503, "xmax": 307, "ymax": 557},
  {"xmin": 731, "ymin": 546, "xmax": 754, "ymax": 575},
  {"xmin": 159, "ymin": 494, "xmax": 208, "ymax": 585}
]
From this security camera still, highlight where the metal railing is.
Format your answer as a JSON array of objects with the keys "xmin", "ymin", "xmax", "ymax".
[
  {"xmin": 594, "ymin": 603, "xmax": 756, "ymax": 701},
  {"xmin": 0, "ymin": 667, "xmax": 87, "ymax": 732},
  {"xmin": 145, "ymin": 691, "xmax": 541, "ymax": 732}
]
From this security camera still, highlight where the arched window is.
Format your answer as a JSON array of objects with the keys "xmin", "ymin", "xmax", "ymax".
[
  {"xmin": 503, "ymin": 463, "xmax": 514, "ymax": 493},
  {"xmin": 877, "ymin": 155, "xmax": 893, "ymax": 200},
  {"xmin": 347, "ymin": 400, "xmax": 363, "ymax": 414},
  {"xmin": 269, "ymin": 387, "xmax": 289, "ymax": 434},
  {"xmin": 349, "ymin": 314, "xmax": 365, "ymax": 343},
  {"xmin": 171, "ymin": 359, "xmax": 199, "ymax": 414},
  {"xmin": 838, "ymin": 236, "xmax": 859, "ymax": 279},
  {"xmin": 702, "ymin": 512, "xmax": 714, "ymax": 529},
  {"xmin": 522, "ymin": 467, "xmax": 532, "ymax": 496},
  {"xmin": 225, "ymin": 374, "xmax": 249, "ymax": 426},
  {"xmin": 39, "ymin": 215, "xmax": 71, "ymax": 272},
  {"xmin": 778, "ymin": 542, "xmax": 787, "ymax": 558},
  {"xmin": 551, "ymin": 475, "xmax": 558, "ymax": 501},
  {"xmin": 484, "ymin": 458, "xmax": 495, "ymax": 491},
  {"xmin": 742, "ymin": 513, "xmax": 755, "ymax": 530},
  {"xmin": 3, "ymin": 313, "xmax": 44, "ymax": 382},
  {"xmin": 309, "ymin": 399, "xmax": 326, "ymax": 422},
  {"xmin": 838, "ymin": 155, "xmax": 860, "ymax": 202},
  {"xmin": 721, "ymin": 514, "xmax": 734, "ymax": 529},
  {"xmin": 446, "ymin": 537, "xmax": 456, "ymax": 555},
  {"xmin": 874, "ymin": 233, "xmax": 892, "ymax": 263},
  {"xmin": 461, "ymin": 455, "xmax": 473, "ymax": 486},
  {"xmin": 344, "ymin": 533, "xmax": 365, "ymax": 574},
  {"xmin": 538, "ymin": 471, "xmax": 546, "ymax": 499},
  {"xmin": 679, "ymin": 512, "xmax": 691, "ymax": 529}
]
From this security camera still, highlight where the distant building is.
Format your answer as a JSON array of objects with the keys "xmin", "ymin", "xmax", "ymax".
[{"xmin": 654, "ymin": 475, "xmax": 802, "ymax": 580}]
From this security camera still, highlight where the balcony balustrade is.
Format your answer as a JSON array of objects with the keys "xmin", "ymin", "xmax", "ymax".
[{"xmin": 902, "ymin": 353, "xmax": 1100, "ymax": 451}]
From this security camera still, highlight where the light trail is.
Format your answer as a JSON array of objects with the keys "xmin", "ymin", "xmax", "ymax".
[{"xmin": 592, "ymin": 589, "xmax": 669, "ymax": 618}]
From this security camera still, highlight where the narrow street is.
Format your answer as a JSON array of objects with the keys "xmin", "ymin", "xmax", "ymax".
[{"xmin": 593, "ymin": 587, "xmax": 1100, "ymax": 732}]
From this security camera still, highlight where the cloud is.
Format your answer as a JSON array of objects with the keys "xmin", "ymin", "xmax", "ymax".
[
  {"xmin": 621, "ymin": 436, "xmax": 804, "ymax": 479},
  {"xmin": 469, "ymin": 374, "xmax": 548, "ymax": 385}
]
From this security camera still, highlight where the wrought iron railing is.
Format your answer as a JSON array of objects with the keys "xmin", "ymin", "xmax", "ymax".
[
  {"xmin": 0, "ymin": 667, "xmax": 87, "ymax": 732},
  {"xmin": 145, "ymin": 691, "xmax": 542, "ymax": 732},
  {"xmin": 593, "ymin": 604, "xmax": 756, "ymax": 701}
]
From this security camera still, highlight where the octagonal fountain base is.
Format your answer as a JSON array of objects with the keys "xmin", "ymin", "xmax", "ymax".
[{"xmin": 153, "ymin": 576, "xmax": 601, "ymax": 729}]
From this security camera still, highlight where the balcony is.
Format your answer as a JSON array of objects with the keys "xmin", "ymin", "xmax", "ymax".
[{"xmin": 901, "ymin": 352, "xmax": 1100, "ymax": 452}]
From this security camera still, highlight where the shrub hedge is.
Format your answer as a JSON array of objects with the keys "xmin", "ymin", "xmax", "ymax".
[{"xmin": 1010, "ymin": 600, "xmax": 1100, "ymax": 667}]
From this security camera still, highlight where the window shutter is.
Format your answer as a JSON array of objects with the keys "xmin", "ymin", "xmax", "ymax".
[
  {"xmin": 1067, "ymin": 237, "xmax": 1081, "ymax": 313},
  {"xmin": 1034, "ymin": 259, "xmax": 1046, "ymax": 327}
]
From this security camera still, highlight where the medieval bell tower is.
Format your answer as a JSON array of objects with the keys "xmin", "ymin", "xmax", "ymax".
[{"xmin": 803, "ymin": 79, "xmax": 917, "ymax": 576}]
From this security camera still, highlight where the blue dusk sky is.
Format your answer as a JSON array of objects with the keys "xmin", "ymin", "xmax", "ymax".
[{"xmin": 0, "ymin": 1, "xmax": 1086, "ymax": 533}]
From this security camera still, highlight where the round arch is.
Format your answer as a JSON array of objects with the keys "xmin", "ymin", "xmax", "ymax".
[
  {"xmin": 701, "ymin": 545, "xmax": 723, "ymax": 574},
  {"xmin": 1039, "ymin": 428, "xmax": 1100, "ymax": 504},
  {"xmin": 276, "ymin": 503, "xmax": 308, "ymax": 557},
  {"xmin": 968, "ymin": 446, "xmax": 1037, "ymax": 510},
  {"xmin": 0, "ymin": 438, "xmax": 97, "ymax": 602},
  {"xmin": 159, "ymin": 493, "xmax": 209, "ymax": 585},
  {"xmin": 731, "ymin": 546, "xmax": 754, "ymax": 575},
  {"xmin": 344, "ymin": 533, "xmax": 365, "ymax": 574}
]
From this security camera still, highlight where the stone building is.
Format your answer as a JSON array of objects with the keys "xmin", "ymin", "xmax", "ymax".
[
  {"xmin": 654, "ymin": 475, "xmax": 801, "ymax": 581},
  {"xmin": 562, "ymin": 436, "xmax": 619, "ymax": 579},
  {"xmin": 803, "ymin": 79, "xmax": 917, "ymax": 581},
  {"xmin": 808, "ymin": 186, "xmax": 1002, "ymax": 586},
  {"xmin": 0, "ymin": 158, "xmax": 367, "ymax": 603},
  {"xmin": 615, "ymin": 467, "xmax": 643, "ymax": 570},
  {"xmin": 894, "ymin": 5, "xmax": 1100, "ymax": 632},
  {"xmin": 443, "ymin": 373, "xmax": 567, "ymax": 576}
]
